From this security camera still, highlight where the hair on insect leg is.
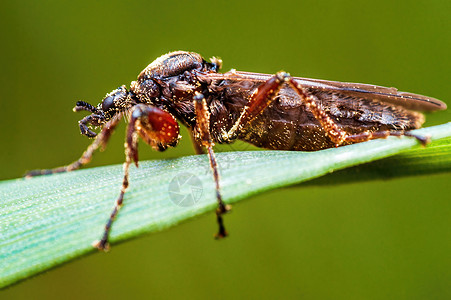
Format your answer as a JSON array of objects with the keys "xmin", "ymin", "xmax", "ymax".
[
  {"xmin": 193, "ymin": 92, "xmax": 231, "ymax": 239},
  {"xmin": 226, "ymin": 71, "xmax": 291, "ymax": 139},
  {"xmin": 341, "ymin": 130, "xmax": 430, "ymax": 146},
  {"xmin": 93, "ymin": 104, "xmax": 180, "ymax": 251},
  {"xmin": 78, "ymin": 115, "xmax": 101, "ymax": 138},
  {"xmin": 189, "ymin": 127, "xmax": 206, "ymax": 155},
  {"xmin": 92, "ymin": 131, "xmax": 134, "ymax": 252}
]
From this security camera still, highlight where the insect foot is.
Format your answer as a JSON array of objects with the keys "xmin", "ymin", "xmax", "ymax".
[
  {"xmin": 214, "ymin": 203, "xmax": 232, "ymax": 239},
  {"xmin": 405, "ymin": 131, "xmax": 431, "ymax": 146},
  {"xmin": 92, "ymin": 239, "xmax": 110, "ymax": 252}
]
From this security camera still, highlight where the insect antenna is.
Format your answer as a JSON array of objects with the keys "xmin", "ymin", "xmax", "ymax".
[{"xmin": 73, "ymin": 101, "xmax": 102, "ymax": 114}]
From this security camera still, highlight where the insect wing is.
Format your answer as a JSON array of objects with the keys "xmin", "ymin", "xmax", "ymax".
[{"xmin": 206, "ymin": 71, "xmax": 446, "ymax": 112}]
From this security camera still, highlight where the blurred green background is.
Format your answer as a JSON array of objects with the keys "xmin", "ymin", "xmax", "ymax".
[{"xmin": 1, "ymin": 0, "xmax": 450, "ymax": 299}]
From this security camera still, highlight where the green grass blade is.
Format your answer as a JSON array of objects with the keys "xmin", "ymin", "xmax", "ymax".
[
  {"xmin": 304, "ymin": 136, "xmax": 451, "ymax": 186},
  {"xmin": 1, "ymin": 123, "xmax": 450, "ymax": 288}
]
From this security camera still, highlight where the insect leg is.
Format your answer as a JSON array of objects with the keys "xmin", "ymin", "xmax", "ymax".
[
  {"xmin": 92, "ymin": 125, "xmax": 133, "ymax": 251},
  {"xmin": 287, "ymin": 79, "xmax": 429, "ymax": 146},
  {"xmin": 189, "ymin": 128, "xmax": 205, "ymax": 154},
  {"xmin": 341, "ymin": 130, "xmax": 430, "ymax": 146},
  {"xmin": 193, "ymin": 92, "xmax": 231, "ymax": 238},
  {"xmin": 227, "ymin": 72, "xmax": 290, "ymax": 139},
  {"xmin": 25, "ymin": 114, "xmax": 122, "ymax": 178},
  {"xmin": 93, "ymin": 104, "xmax": 180, "ymax": 251},
  {"xmin": 78, "ymin": 114, "xmax": 105, "ymax": 138}
]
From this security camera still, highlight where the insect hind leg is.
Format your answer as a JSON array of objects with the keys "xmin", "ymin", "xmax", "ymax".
[
  {"xmin": 344, "ymin": 130, "xmax": 430, "ymax": 146},
  {"xmin": 287, "ymin": 78, "xmax": 430, "ymax": 147},
  {"xmin": 25, "ymin": 115, "xmax": 122, "ymax": 178},
  {"xmin": 226, "ymin": 71, "xmax": 290, "ymax": 140},
  {"xmin": 225, "ymin": 71, "xmax": 429, "ymax": 150}
]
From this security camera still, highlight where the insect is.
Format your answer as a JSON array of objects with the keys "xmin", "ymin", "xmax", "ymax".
[{"xmin": 26, "ymin": 51, "xmax": 446, "ymax": 251}]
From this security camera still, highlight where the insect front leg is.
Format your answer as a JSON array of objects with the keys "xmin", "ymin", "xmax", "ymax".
[
  {"xmin": 78, "ymin": 114, "xmax": 105, "ymax": 138},
  {"xmin": 93, "ymin": 104, "xmax": 180, "ymax": 251},
  {"xmin": 25, "ymin": 114, "xmax": 122, "ymax": 178},
  {"xmin": 193, "ymin": 92, "xmax": 231, "ymax": 238}
]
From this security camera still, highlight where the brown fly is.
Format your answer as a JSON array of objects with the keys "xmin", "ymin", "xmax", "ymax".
[{"xmin": 26, "ymin": 51, "xmax": 447, "ymax": 251}]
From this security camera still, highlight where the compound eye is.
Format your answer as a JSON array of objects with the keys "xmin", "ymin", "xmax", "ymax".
[{"xmin": 102, "ymin": 95, "xmax": 115, "ymax": 111}]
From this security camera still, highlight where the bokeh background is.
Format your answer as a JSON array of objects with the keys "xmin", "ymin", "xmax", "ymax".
[{"xmin": 1, "ymin": 0, "xmax": 450, "ymax": 299}]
